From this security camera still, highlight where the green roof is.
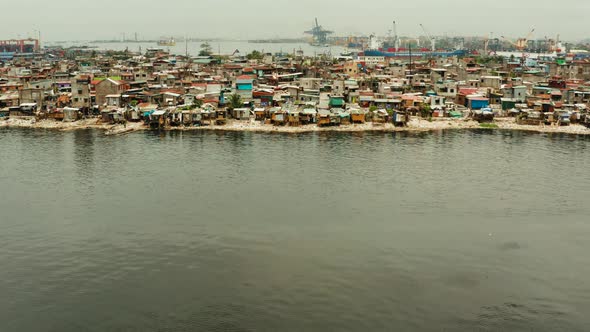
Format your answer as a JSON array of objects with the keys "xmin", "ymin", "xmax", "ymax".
[{"xmin": 329, "ymin": 98, "xmax": 344, "ymax": 106}]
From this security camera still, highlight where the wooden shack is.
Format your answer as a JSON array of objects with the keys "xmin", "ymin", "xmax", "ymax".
[
  {"xmin": 350, "ymin": 109, "xmax": 366, "ymax": 124},
  {"xmin": 182, "ymin": 110, "xmax": 193, "ymax": 126},
  {"xmin": 169, "ymin": 109, "xmax": 182, "ymax": 127},
  {"xmin": 101, "ymin": 110, "xmax": 115, "ymax": 123},
  {"xmin": 200, "ymin": 110, "xmax": 213, "ymax": 126},
  {"xmin": 271, "ymin": 109, "xmax": 287, "ymax": 126},
  {"xmin": 11, "ymin": 103, "xmax": 37, "ymax": 117},
  {"xmin": 317, "ymin": 110, "xmax": 331, "ymax": 127},
  {"xmin": 516, "ymin": 111, "xmax": 543, "ymax": 126},
  {"xmin": 543, "ymin": 112, "xmax": 556, "ymax": 125},
  {"xmin": 392, "ymin": 110, "xmax": 409, "ymax": 127},
  {"xmin": 125, "ymin": 109, "xmax": 141, "ymax": 122},
  {"xmin": 47, "ymin": 110, "xmax": 65, "ymax": 121},
  {"xmin": 149, "ymin": 110, "xmax": 168, "ymax": 129},
  {"xmin": 337, "ymin": 111, "xmax": 351, "ymax": 125},
  {"xmin": 300, "ymin": 108, "xmax": 317, "ymax": 124},
  {"xmin": 472, "ymin": 109, "xmax": 494, "ymax": 123},
  {"xmin": 287, "ymin": 110, "xmax": 301, "ymax": 126},
  {"xmin": 254, "ymin": 108, "xmax": 267, "ymax": 121},
  {"xmin": 63, "ymin": 107, "xmax": 80, "ymax": 122},
  {"xmin": 215, "ymin": 109, "xmax": 228, "ymax": 125},
  {"xmin": 553, "ymin": 111, "xmax": 571, "ymax": 126},
  {"xmin": 329, "ymin": 112, "xmax": 341, "ymax": 126},
  {"xmin": 371, "ymin": 109, "xmax": 389, "ymax": 124},
  {"xmin": 232, "ymin": 108, "xmax": 251, "ymax": 120}
]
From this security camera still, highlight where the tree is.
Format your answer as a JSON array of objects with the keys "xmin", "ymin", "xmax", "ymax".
[
  {"xmin": 199, "ymin": 42, "xmax": 213, "ymax": 56},
  {"xmin": 509, "ymin": 54, "xmax": 516, "ymax": 63},
  {"xmin": 420, "ymin": 104, "xmax": 432, "ymax": 118},
  {"xmin": 228, "ymin": 94, "xmax": 243, "ymax": 110},
  {"xmin": 246, "ymin": 50, "xmax": 264, "ymax": 60}
]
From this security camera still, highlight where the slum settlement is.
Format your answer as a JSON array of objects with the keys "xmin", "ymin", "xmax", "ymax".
[{"xmin": 1, "ymin": 43, "xmax": 590, "ymax": 134}]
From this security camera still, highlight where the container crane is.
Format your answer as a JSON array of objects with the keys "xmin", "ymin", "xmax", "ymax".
[
  {"xmin": 483, "ymin": 33, "xmax": 498, "ymax": 55},
  {"xmin": 304, "ymin": 18, "xmax": 333, "ymax": 46}
]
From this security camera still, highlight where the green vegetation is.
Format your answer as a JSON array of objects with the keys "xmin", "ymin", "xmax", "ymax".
[
  {"xmin": 246, "ymin": 50, "xmax": 264, "ymax": 60},
  {"xmin": 369, "ymin": 106, "xmax": 378, "ymax": 112},
  {"xmin": 476, "ymin": 56, "xmax": 504, "ymax": 65},
  {"xmin": 199, "ymin": 42, "xmax": 213, "ymax": 57},
  {"xmin": 194, "ymin": 99, "xmax": 203, "ymax": 109},
  {"xmin": 228, "ymin": 94, "xmax": 243, "ymax": 110},
  {"xmin": 420, "ymin": 104, "xmax": 432, "ymax": 118},
  {"xmin": 479, "ymin": 123, "xmax": 499, "ymax": 129}
]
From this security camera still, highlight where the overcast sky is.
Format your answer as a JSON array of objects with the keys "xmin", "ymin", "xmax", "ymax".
[{"xmin": 1, "ymin": 0, "xmax": 588, "ymax": 41}]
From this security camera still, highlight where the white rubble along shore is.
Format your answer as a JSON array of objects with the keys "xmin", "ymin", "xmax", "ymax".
[{"xmin": 2, "ymin": 117, "xmax": 590, "ymax": 135}]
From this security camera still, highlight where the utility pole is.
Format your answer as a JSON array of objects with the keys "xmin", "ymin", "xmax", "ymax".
[{"xmin": 409, "ymin": 43, "xmax": 413, "ymax": 76}]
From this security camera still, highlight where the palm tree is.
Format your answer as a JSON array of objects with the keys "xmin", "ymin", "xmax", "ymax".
[{"xmin": 228, "ymin": 94, "xmax": 243, "ymax": 110}]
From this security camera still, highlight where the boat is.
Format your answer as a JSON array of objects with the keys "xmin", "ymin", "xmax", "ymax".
[{"xmin": 157, "ymin": 37, "xmax": 176, "ymax": 47}]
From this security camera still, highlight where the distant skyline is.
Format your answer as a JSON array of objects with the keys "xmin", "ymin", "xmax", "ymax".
[{"xmin": 1, "ymin": 0, "xmax": 588, "ymax": 42}]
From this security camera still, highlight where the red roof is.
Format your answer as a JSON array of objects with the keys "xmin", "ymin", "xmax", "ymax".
[
  {"xmin": 253, "ymin": 90, "xmax": 274, "ymax": 97},
  {"xmin": 236, "ymin": 75, "xmax": 255, "ymax": 80},
  {"xmin": 224, "ymin": 64, "xmax": 242, "ymax": 70},
  {"xmin": 458, "ymin": 88, "xmax": 479, "ymax": 95}
]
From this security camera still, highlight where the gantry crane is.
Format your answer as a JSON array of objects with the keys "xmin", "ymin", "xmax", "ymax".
[{"xmin": 304, "ymin": 18, "xmax": 333, "ymax": 46}]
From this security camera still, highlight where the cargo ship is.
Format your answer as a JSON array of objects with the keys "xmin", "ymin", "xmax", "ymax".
[
  {"xmin": 157, "ymin": 37, "xmax": 176, "ymax": 47},
  {"xmin": 362, "ymin": 48, "xmax": 469, "ymax": 58},
  {"xmin": 360, "ymin": 34, "xmax": 469, "ymax": 58}
]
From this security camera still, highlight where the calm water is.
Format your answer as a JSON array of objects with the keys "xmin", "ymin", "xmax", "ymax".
[
  {"xmin": 1, "ymin": 128, "xmax": 589, "ymax": 331},
  {"xmin": 50, "ymin": 41, "xmax": 349, "ymax": 57}
]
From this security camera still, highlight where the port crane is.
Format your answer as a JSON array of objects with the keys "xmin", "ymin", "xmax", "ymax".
[
  {"xmin": 483, "ymin": 33, "xmax": 500, "ymax": 55},
  {"xmin": 501, "ymin": 28, "xmax": 535, "ymax": 69},
  {"xmin": 501, "ymin": 28, "xmax": 535, "ymax": 51},
  {"xmin": 392, "ymin": 21, "xmax": 400, "ymax": 51},
  {"xmin": 304, "ymin": 18, "xmax": 333, "ymax": 46},
  {"xmin": 420, "ymin": 24, "xmax": 436, "ymax": 52}
]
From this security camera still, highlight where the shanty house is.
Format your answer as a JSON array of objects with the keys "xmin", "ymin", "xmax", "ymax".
[{"xmin": 96, "ymin": 78, "xmax": 129, "ymax": 107}]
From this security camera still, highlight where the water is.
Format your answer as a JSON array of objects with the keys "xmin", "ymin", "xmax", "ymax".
[
  {"xmin": 48, "ymin": 40, "xmax": 349, "ymax": 57},
  {"xmin": 1, "ymin": 128, "xmax": 589, "ymax": 331}
]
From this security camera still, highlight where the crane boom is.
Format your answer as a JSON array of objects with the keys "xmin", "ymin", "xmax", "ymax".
[
  {"xmin": 420, "ymin": 24, "xmax": 435, "ymax": 52},
  {"xmin": 500, "ymin": 36, "xmax": 519, "ymax": 49}
]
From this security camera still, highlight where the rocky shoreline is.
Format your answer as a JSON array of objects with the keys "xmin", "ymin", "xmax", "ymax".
[{"xmin": 2, "ymin": 117, "xmax": 589, "ymax": 136}]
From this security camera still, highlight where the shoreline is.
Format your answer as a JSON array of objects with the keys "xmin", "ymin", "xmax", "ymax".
[{"xmin": 1, "ymin": 117, "xmax": 590, "ymax": 136}]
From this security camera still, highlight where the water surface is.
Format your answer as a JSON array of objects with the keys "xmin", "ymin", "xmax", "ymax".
[{"xmin": 1, "ymin": 128, "xmax": 589, "ymax": 331}]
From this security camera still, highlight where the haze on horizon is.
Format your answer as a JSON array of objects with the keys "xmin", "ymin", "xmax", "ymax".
[{"xmin": 1, "ymin": 0, "xmax": 588, "ymax": 42}]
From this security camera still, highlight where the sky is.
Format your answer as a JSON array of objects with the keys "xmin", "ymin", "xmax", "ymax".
[{"xmin": 1, "ymin": 0, "xmax": 588, "ymax": 42}]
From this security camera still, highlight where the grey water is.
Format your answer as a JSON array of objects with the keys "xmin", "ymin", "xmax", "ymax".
[
  {"xmin": 48, "ymin": 40, "xmax": 349, "ymax": 57},
  {"xmin": 1, "ymin": 128, "xmax": 589, "ymax": 331}
]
